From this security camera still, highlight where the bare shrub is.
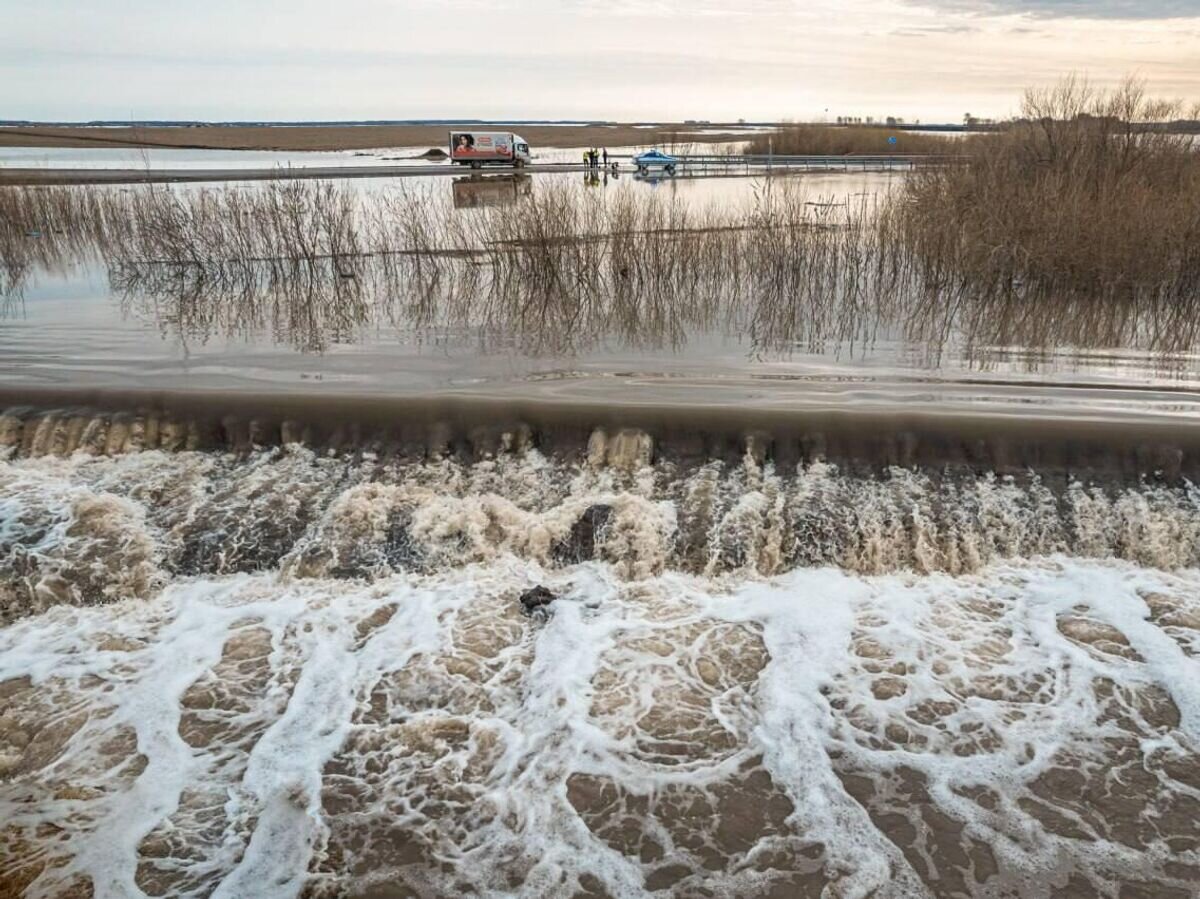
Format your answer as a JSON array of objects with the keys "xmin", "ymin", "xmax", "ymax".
[{"xmin": 891, "ymin": 76, "xmax": 1200, "ymax": 336}]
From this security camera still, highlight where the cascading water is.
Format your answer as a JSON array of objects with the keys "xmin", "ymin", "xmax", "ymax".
[{"xmin": 2, "ymin": 406, "xmax": 1199, "ymax": 898}]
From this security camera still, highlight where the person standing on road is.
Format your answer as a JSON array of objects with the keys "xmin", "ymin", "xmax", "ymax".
[{"xmin": 602, "ymin": 148, "xmax": 608, "ymax": 167}]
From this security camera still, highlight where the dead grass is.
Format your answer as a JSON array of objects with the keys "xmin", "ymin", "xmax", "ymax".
[
  {"xmin": 7, "ymin": 178, "xmax": 880, "ymax": 355},
  {"xmin": 746, "ymin": 125, "xmax": 969, "ymax": 156}
]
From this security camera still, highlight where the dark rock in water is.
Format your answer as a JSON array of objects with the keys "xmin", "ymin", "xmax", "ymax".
[
  {"xmin": 553, "ymin": 504, "xmax": 612, "ymax": 564},
  {"xmin": 520, "ymin": 585, "xmax": 557, "ymax": 615},
  {"xmin": 382, "ymin": 511, "xmax": 423, "ymax": 572},
  {"xmin": 319, "ymin": 510, "xmax": 423, "ymax": 580}
]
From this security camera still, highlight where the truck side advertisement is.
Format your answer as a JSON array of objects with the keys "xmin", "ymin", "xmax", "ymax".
[{"xmin": 450, "ymin": 132, "xmax": 513, "ymax": 161}]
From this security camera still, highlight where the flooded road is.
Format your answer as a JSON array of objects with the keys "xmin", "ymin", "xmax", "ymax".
[{"xmin": 2, "ymin": 170, "xmax": 1199, "ymax": 898}]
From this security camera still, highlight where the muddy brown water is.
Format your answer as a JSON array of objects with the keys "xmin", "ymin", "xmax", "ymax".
[{"xmin": 1, "ymin": 174, "xmax": 1199, "ymax": 898}]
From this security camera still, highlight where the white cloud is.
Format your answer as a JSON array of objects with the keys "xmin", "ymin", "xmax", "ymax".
[
  {"xmin": 1, "ymin": 0, "xmax": 1196, "ymax": 121},
  {"xmin": 906, "ymin": 0, "xmax": 1200, "ymax": 18}
]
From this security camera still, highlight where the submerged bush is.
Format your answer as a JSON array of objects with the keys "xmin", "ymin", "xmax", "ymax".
[{"xmin": 892, "ymin": 77, "xmax": 1200, "ymax": 312}]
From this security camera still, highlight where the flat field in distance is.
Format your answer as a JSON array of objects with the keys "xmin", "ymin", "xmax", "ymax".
[{"xmin": 0, "ymin": 122, "xmax": 756, "ymax": 152}]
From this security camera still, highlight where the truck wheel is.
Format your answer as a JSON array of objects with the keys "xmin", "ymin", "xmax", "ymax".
[{"xmin": 471, "ymin": 161, "xmax": 482, "ymax": 170}]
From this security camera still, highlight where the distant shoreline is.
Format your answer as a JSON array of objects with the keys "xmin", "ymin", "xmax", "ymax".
[{"xmin": 0, "ymin": 123, "xmax": 770, "ymax": 152}]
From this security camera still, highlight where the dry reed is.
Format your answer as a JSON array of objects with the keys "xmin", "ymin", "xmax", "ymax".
[{"xmin": 746, "ymin": 124, "xmax": 968, "ymax": 156}]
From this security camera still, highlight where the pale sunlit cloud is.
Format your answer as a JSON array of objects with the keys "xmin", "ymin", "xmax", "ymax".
[
  {"xmin": 905, "ymin": 0, "xmax": 1200, "ymax": 18},
  {"xmin": 0, "ymin": 0, "xmax": 1196, "ymax": 122}
]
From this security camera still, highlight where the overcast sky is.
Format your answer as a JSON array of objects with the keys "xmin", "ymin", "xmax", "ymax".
[{"xmin": 2, "ymin": 0, "xmax": 1198, "ymax": 122}]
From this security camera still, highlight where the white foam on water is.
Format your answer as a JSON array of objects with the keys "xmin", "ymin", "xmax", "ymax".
[
  {"xmin": 3, "ymin": 443, "xmax": 1200, "ymax": 609},
  {"xmin": 2, "ymin": 446, "xmax": 1200, "ymax": 896},
  {"xmin": 713, "ymin": 561, "xmax": 1200, "ymax": 896},
  {"xmin": 1, "ymin": 554, "xmax": 1198, "ymax": 897},
  {"xmin": 711, "ymin": 570, "xmax": 928, "ymax": 897}
]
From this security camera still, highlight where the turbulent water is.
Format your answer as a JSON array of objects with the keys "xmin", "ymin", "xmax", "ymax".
[
  {"xmin": 3, "ymin": 164, "xmax": 1200, "ymax": 898},
  {"xmin": 1, "ymin": 410, "xmax": 1200, "ymax": 898}
]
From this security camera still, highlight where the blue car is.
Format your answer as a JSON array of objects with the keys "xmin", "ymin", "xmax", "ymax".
[{"xmin": 634, "ymin": 149, "xmax": 679, "ymax": 175}]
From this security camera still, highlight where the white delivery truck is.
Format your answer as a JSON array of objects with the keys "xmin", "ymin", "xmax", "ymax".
[{"xmin": 449, "ymin": 131, "xmax": 532, "ymax": 168}]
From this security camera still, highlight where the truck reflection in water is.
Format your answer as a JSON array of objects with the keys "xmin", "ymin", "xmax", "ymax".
[{"xmin": 452, "ymin": 175, "xmax": 533, "ymax": 209}]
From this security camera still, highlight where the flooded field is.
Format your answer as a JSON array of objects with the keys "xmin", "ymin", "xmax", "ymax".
[
  {"xmin": 0, "ymin": 170, "xmax": 1191, "ymax": 403},
  {"xmin": 2, "ymin": 166, "xmax": 1199, "ymax": 898}
]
